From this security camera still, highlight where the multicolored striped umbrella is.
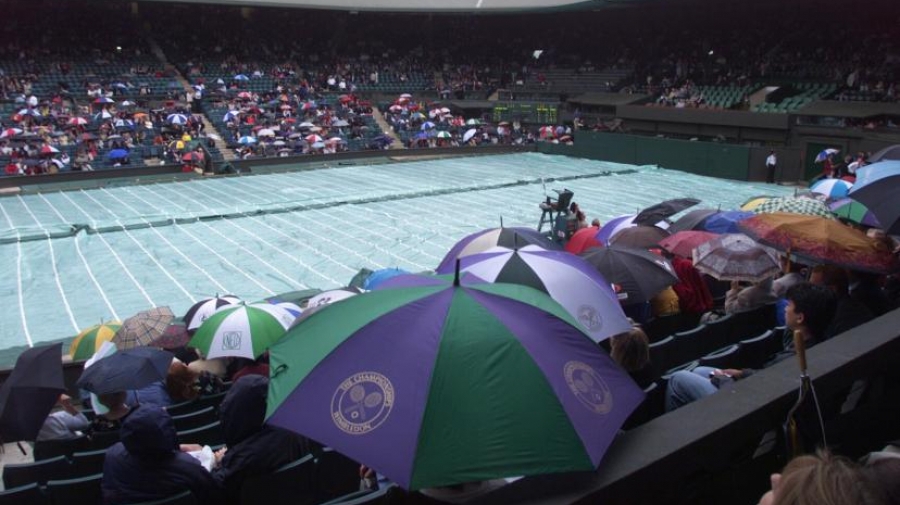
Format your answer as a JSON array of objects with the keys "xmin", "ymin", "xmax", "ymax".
[
  {"xmin": 69, "ymin": 322, "xmax": 122, "ymax": 361},
  {"xmin": 112, "ymin": 307, "xmax": 175, "ymax": 350},
  {"xmin": 190, "ymin": 303, "xmax": 294, "ymax": 360},
  {"xmin": 442, "ymin": 245, "xmax": 631, "ymax": 342},
  {"xmin": 266, "ymin": 280, "xmax": 644, "ymax": 490},
  {"xmin": 827, "ymin": 198, "xmax": 881, "ymax": 228},
  {"xmin": 752, "ymin": 197, "xmax": 835, "ymax": 219},
  {"xmin": 740, "ymin": 195, "xmax": 774, "ymax": 212},
  {"xmin": 183, "ymin": 295, "xmax": 241, "ymax": 330},
  {"xmin": 692, "ymin": 234, "xmax": 781, "ymax": 282},
  {"xmin": 739, "ymin": 213, "xmax": 899, "ymax": 274}
]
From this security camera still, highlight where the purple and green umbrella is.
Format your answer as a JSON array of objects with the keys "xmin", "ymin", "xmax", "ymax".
[
  {"xmin": 438, "ymin": 245, "xmax": 631, "ymax": 342},
  {"xmin": 436, "ymin": 227, "xmax": 561, "ymax": 273},
  {"xmin": 266, "ymin": 280, "xmax": 643, "ymax": 490},
  {"xmin": 190, "ymin": 303, "xmax": 294, "ymax": 360},
  {"xmin": 828, "ymin": 198, "xmax": 881, "ymax": 228}
]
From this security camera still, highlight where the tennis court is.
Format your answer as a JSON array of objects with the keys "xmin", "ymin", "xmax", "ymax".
[{"xmin": 0, "ymin": 152, "xmax": 793, "ymax": 352}]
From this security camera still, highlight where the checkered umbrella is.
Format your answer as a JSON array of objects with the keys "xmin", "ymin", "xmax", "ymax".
[
  {"xmin": 752, "ymin": 197, "xmax": 835, "ymax": 219},
  {"xmin": 112, "ymin": 306, "xmax": 175, "ymax": 350}
]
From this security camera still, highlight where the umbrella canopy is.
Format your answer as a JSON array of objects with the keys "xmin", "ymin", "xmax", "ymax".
[
  {"xmin": 305, "ymin": 288, "xmax": 362, "ymax": 310},
  {"xmin": 848, "ymin": 160, "xmax": 900, "ymax": 234},
  {"xmin": 266, "ymin": 281, "xmax": 643, "ymax": 490},
  {"xmin": 867, "ymin": 144, "xmax": 900, "ymax": 163},
  {"xmin": 701, "ymin": 210, "xmax": 756, "ymax": 234},
  {"xmin": 362, "ymin": 268, "xmax": 411, "ymax": 290},
  {"xmin": 634, "ymin": 198, "xmax": 700, "ymax": 226},
  {"xmin": 596, "ymin": 214, "xmax": 637, "ymax": 245},
  {"xmin": 580, "ymin": 246, "xmax": 679, "ymax": 305},
  {"xmin": 107, "ymin": 149, "xmax": 130, "ymax": 160},
  {"xmin": 608, "ymin": 226, "xmax": 670, "ymax": 250},
  {"xmin": 462, "ymin": 129, "xmax": 477, "ymax": 142},
  {"xmin": 668, "ymin": 208, "xmax": 719, "ymax": 233},
  {"xmin": 112, "ymin": 306, "xmax": 175, "ymax": 350},
  {"xmin": 183, "ymin": 295, "xmax": 241, "ymax": 330},
  {"xmin": 814, "ymin": 148, "xmax": 840, "ymax": 163},
  {"xmin": 810, "ymin": 179, "xmax": 853, "ymax": 199},
  {"xmin": 167, "ymin": 113, "xmax": 188, "ymax": 125},
  {"xmin": 827, "ymin": 198, "xmax": 881, "ymax": 228},
  {"xmin": 190, "ymin": 303, "xmax": 294, "ymax": 360},
  {"xmin": 0, "ymin": 344, "xmax": 66, "ymax": 442},
  {"xmin": 69, "ymin": 322, "xmax": 122, "ymax": 361},
  {"xmin": 692, "ymin": 234, "xmax": 781, "ymax": 282},
  {"xmin": 153, "ymin": 323, "xmax": 192, "ymax": 349},
  {"xmin": 565, "ymin": 226, "xmax": 603, "ymax": 254},
  {"xmin": 76, "ymin": 347, "xmax": 174, "ymax": 395},
  {"xmin": 455, "ymin": 245, "xmax": 631, "ymax": 341},
  {"xmin": 658, "ymin": 230, "xmax": 718, "ymax": 258},
  {"xmin": 436, "ymin": 227, "xmax": 561, "ymax": 273},
  {"xmin": 739, "ymin": 213, "xmax": 898, "ymax": 274},
  {"xmin": 740, "ymin": 196, "xmax": 774, "ymax": 212},
  {"xmin": 753, "ymin": 197, "xmax": 835, "ymax": 219},
  {"xmin": 238, "ymin": 136, "xmax": 257, "ymax": 145}
]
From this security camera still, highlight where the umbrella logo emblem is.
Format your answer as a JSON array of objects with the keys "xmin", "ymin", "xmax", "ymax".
[
  {"xmin": 331, "ymin": 372, "xmax": 394, "ymax": 435},
  {"xmin": 222, "ymin": 331, "xmax": 242, "ymax": 350},
  {"xmin": 577, "ymin": 305, "xmax": 603, "ymax": 331},
  {"xmin": 564, "ymin": 361, "xmax": 613, "ymax": 415}
]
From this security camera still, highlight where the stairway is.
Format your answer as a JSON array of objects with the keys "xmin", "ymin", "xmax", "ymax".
[{"xmin": 371, "ymin": 109, "xmax": 404, "ymax": 150}]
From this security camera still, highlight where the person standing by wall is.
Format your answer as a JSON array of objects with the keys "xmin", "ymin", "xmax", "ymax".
[{"xmin": 766, "ymin": 150, "xmax": 777, "ymax": 183}]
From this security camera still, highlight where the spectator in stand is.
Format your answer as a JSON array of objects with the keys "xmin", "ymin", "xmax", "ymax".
[
  {"xmin": 37, "ymin": 394, "xmax": 90, "ymax": 442},
  {"xmin": 758, "ymin": 449, "xmax": 886, "ymax": 505},
  {"xmin": 724, "ymin": 277, "xmax": 777, "ymax": 315},
  {"xmin": 609, "ymin": 325, "xmax": 654, "ymax": 389},
  {"xmin": 808, "ymin": 265, "xmax": 873, "ymax": 340}
]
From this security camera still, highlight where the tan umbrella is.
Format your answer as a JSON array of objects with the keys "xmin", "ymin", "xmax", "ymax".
[{"xmin": 112, "ymin": 306, "xmax": 175, "ymax": 350}]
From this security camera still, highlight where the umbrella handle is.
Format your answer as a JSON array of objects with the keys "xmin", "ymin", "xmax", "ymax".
[{"xmin": 793, "ymin": 330, "xmax": 807, "ymax": 375}]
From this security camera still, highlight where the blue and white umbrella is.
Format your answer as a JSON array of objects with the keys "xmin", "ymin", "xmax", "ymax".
[
  {"xmin": 223, "ymin": 110, "xmax": 241, "ymax": 122},
  {"xmin": 113, "ymin": 119, "xmax": 135, "ymax": 130},
  {"xmin": 238, "ymin": 136, "xmax": 257, "ymax": 145},
  {"xmin": 810, "ymin": 178, "xmax": 853, "ymax": 199},
  {"xmin": 93, "ymin": 110, "xmax": 113, "ymax": 121},
  {"xmin": 814, "ymin": 148, "xmax": 840, "ymax": 163},
  {"xmin": 420, "ymin": 121, "xmax": 436, "ymax": 131},
  {"xmin": 234, "ymin": 74, "xmax": 250, "ymax": 81},
  {"xmin": 167, "ymin": 113, "xmax": 188, "ymax": 125}
]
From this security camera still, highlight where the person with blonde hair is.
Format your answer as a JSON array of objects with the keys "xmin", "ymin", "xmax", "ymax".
[
  {"xmin": 609, "ymin": 325, "xmax": 654, "ymax": 389},
  {"xmin": 758, "ymin": 449, "xmax": 885, "ymax": 505}
]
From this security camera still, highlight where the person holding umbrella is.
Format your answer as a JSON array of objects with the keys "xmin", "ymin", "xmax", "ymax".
[{"xmin": 36, "ymin": 394, "xmax": 89, "ymax": 442}]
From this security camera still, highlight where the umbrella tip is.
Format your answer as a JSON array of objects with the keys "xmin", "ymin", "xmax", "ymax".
[{"xmin": 454, "ymin": 259, "xmax": 461, "ymax": 287}]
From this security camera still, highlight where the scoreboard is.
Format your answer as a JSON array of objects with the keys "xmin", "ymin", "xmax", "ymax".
[{"xmin": 492, "ymin": 103, "xmax": 558, "ymax": 124}]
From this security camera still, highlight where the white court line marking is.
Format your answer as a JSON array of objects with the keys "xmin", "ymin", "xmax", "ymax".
[
  {"xmin": 102, "ymin": 187, "xmax": 229, "ymax": 295},
  {"xmin": 51, "ymin": 192, "xmax": 140, "ymax": 315},
  {"xmin": 165, "ymin": 180, "xmax": 345, "ymax": 286},
  {"xmin": 77, "ymin": 189, "xmax": 196, "ymax": 305},
  {"xmin": 193, "ymin": 177, "xmax": 383, "ymax": 272},
  {"xmin": 17, "ymin": 195, "xmax": 79, "ymax": 334},
  {"xmin": 133, "ymin": 184, "xmax": 281, "ymax": 295},
  {"xmin": 0, "ymin": 201, "xmax": 32, "ymax": 347}
]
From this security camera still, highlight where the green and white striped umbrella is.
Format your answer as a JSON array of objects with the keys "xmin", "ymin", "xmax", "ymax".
[
  {"xmin": 189, "ymin": 303, "xmax": 295, "ymax": 360},
  {"xmin": 752, "ymin": 197, "xmax": 835, "ymax": 219}
]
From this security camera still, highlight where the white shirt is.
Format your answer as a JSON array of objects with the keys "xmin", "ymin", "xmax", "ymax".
[{"xmin": 766, "ymin": 154, "xmax": 777, "ymax": 166}]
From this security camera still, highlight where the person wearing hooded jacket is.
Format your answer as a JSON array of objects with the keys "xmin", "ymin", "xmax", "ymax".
[
  {"xmin": 101, "ymin": 405, "xmax": 222, "ymax": 505},
  {"xmin": 212, "ymin": 375, "xmax": 316, "ymax": 505}
]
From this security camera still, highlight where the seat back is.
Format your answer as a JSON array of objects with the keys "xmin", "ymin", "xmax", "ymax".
[
  {"xmin": 45, "ymin": 473, "xmax": 103, "ymax": 505},
  {"xmin": 70, "ymin": 449, "xmax": 108, "ymax": 478},
  {"xmin": 165, "ymin": 399, "xmax": 200, "ymax": 417},
  {"xmin": 171, "ymin": 406, "xmax": 218, "ymax": 432},
  {"xmin": 737, "ymin": 329, "xmax": 781, "ymax": 369},
  {"xmin": 698, "ymin": 344, "xmax": 741, "ymax": 369},
  {"xmin": 239, "ymin": 454, "xmax": 316, "ymax": 505},
  {"xmin": 623, "ymin": 381, "xmax": 665, "ymax": 430},
  {"xmin": 315, "ymin": 448, "xmax": 362, "ymax": 504},
  {"xmin": 648, "ymin": 336, "xmax": 676, "ymax": 379},
  {"xmin": 192, "ymin": 392, "xmax": 228, "ymax": 411},
  {"xmin": 122, "ymin": 490, "xmax": 198, "ymax": 505},
  {"xmin": 670, "ymin": 324, "xmax": 707, "ymax": 368},
  {"xmin": 0, "ymin": 482, "xmax": 50, "ymax": 505},
  {"xmin": 176, "ymin": 421, "xmax": 223, "ymax": 447},
  {"xmin": 85, "ymin": 430, "xmax": 120, "ymax": 451},
  {"xmin": 33, "ymin": 436, "xmax": 88, "ymax": 461},
  {"xmin": 3, "ymin": 456, "xmax": 74, "ymax": 489},
  {"xmin": 701, "ymin": 313, "xmax": 737, "ymax": 355}
]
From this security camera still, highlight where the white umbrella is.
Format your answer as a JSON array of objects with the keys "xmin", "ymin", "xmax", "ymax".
[
  {"xmin": 462, "ymin": 129, "xmax": 478, "ymax": 142},
  {"xmin": 257, "ymin": 128, "xmax": 276, "ymax": 137}
]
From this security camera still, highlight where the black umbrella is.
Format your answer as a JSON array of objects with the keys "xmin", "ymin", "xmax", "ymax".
[
  {"xmin": 668, "ymin": 208, "xmax": 719, "ymax": 233},
  {"xmin": 581, "ymin": 245, "xmax": 679, "ymax": 305},
  {"xmin": 76, "ymin": 347, "xmax": 173, "ymax": 395},
  {"xmin": 634, "ymin": 198, "xmax": 701, "ymax": 226},
  {"xmin": 867, "ymin": 144, "xmax": 900, "ymax": 163},
  {"xmin": 0, "ymin": 343, "xmax": 66, "ymax": 443}
]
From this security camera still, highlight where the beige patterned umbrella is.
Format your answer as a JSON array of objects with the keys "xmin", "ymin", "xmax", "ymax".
[{"xmin": 112, "ymin": 306, "xmax": 175, "ymax": 350}]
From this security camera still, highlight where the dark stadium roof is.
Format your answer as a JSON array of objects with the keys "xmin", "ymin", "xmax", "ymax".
[{"xmin": 159, "ymin": 0, "xmax": 655, "ymax": 12}]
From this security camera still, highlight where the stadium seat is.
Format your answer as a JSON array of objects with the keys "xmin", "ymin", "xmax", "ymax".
[
  {"xmin": 239, "ymin": 454, "xmax": 316, "ymax": 505},
  {"xmin": 45, "ymin": 473, "xmax": 103, "ymax": 505}
]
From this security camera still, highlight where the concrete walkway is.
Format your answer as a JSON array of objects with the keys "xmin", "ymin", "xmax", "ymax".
[{"xmin": 371, "ymin": 110, "xmax": 404, "ymax": 150}]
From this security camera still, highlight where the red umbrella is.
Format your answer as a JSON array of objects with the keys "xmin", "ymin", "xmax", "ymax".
[
  {"xmin": 565, "ymin": 226, "xmax": 602, "ymax": 254},
  {"xmin": 658, "ymin": 230, "xmax": 718, "ymax": 258}
]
